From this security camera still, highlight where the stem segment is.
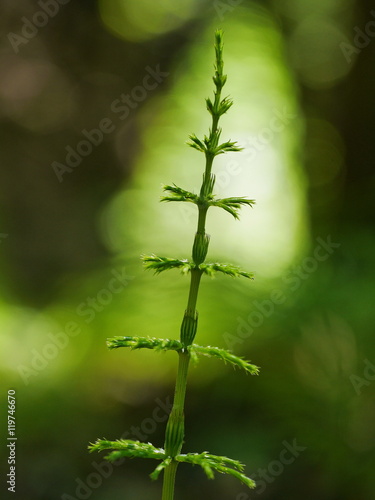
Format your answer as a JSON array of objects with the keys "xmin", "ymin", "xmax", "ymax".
[
  {"xmin": 161, "ymin": 279, "xmax": 201, "ymax": 500},
  {"xmin": 162, "ymin": 461, "xmax": 178, "ymax": 500}
]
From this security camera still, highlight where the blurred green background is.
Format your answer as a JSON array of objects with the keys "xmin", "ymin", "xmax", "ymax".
[{"xmin": 1, "ymin": 0, "xmax": 375, "ymax": 499}]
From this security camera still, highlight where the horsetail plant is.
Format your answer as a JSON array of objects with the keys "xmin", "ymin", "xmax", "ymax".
[{"xmin": 89, "ymin": 30, "xmax": 259, "ymax": 499}]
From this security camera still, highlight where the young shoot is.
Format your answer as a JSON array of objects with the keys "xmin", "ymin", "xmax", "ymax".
[{"xmin": 91, "ymin": 29, "xmax": 259, "ymax": 500}]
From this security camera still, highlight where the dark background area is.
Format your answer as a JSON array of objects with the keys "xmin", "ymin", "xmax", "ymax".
[{"xmin": 1, "ymin": 1, "xmax": 374, "ymax": 499}]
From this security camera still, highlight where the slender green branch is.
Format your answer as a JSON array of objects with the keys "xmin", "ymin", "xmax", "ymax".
[
  {"xmin": 106, "ymin": 335, "xmax": 259, "ymax": 375},
  {"xmin": 89, "ymin": 439, "xmax": 256, "ymax": 489},
  {"xmin": 200, "ymin": 262, "xmax": 253, "ymax": 279},
  {"xmin": 161, "ymin": 29, "xmax": 251, "ymax": 499},
  {"xmin": 107, "ymin": 336, "xmax": 182, "ymax": 352},
  {"xmin": 142, "ymin": 255, "xmax": 191, "ymax": 274},
  {"xmin": 88, "ymin": 439, "xmax": 165, "ymax": 461},
  {"xmin": 91, "ymin": 29, "xmax": 258, "ymax": 500},
  {"xmin": 142, "ymin": 255, "xmax": 253, "ymax": 280},
  {"xmin": 174, "ymin": 452, "xmax": 255, "ymax": 488},
  {"xmin": 161, "ymin": 184, "xmax": 255, "ymax": 220},
  {"xmin": 189, "ymin": 345, "xmax": 259, "ymax": 375},
  {"xmin": 161, "ymin": 184, "xmax": 199, "ymax": 204}
]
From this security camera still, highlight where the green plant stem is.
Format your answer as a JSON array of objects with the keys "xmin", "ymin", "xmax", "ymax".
[
  {"xmin": 161, "ymin": 32, "xmax": 225, "ymax": 500},
  {"xmin": 161, "ymin": 284, "xmax": 200, "ymax": 500},
  {"xmin": 91, "ymin": 31, "xmax": 257, "ymax": 499},
  {"xmin": 187, "ymin": 269, "xmax": 203, "ymax": 312},
  {"xmin": 174, "ymin": 351, "xmax": 191, "ymax": 406},
  {"xmin": 162, "ymin": 461, "xmax": 178, "ymax": 500},
  {"xmin": 197, "ymin": 206, "xmax": 207, "ymax": 235},
  {"xmin": 161, "ymin": 237, "xmax": 205, "ymax": 500},
  {"xmin": 161, "ymin": 351, "xmax": 191, "ymax": 500}
]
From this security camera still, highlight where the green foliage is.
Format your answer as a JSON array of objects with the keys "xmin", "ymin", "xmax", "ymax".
[
  {"xmin": 91, "ymin": 29, "xmax": 258, "ymax": 500},
  {"xmin": 189, "ymin": 345, "xmax": 259, "ymax": 375},
  {"xmin": 142, "ymin": 255, "xmax": 191, "ymax": 275},
  {"xmin": 89, "ymin": 439, "xmax": 165, "ymax": 462},
  {"xmin": 106, "ymin": 335, "xmax": 259, "ymax": 375},
  {"xmin": 175, "ymin": 452, "xmax": 255, "ymax": 488},
  {"xmin": 210, "ymin": 196, "xmax": 255, "ymax": 219},
  {"xmin": 214, "ymin": 138, "xmax": 243, "ymax": 155},
  {"xmin": 161, "ymin": 184, "xmax": 199, "ymax": 204},
  {"xmin": 89, "ymin": 440, "xmax": 255, "ymax": 489},
  {"xmin": 161, "ymin": 185, "xmax": 254, "ymax": 221},
  {"xmin": 142, "ymin": 255, "xmax": 253, "ymax": 279},
  {"xmin": 151, "ymin": 458, "xmax": 173, "ymax": 480},
  {"xmin": 200, "ymin": 172, "xmax": 216, "ymax": 198},
  {"xmin": 107, "ymin": 336, "xmax": 182, "ymax": 352},
  {"xmin": 187, "ymin": 133, "xmax": 207, "ymax": 153},
  {"xmin": 199, "ymin": 262, "xmax": 254, "ymax": 279},
  {"xmin": 206, "ymin": 96, "xmax": 233, "ymax": 116},
  {"xmin": 187, "ymin": 130, "xmax": 242, "ymax": 157}
]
